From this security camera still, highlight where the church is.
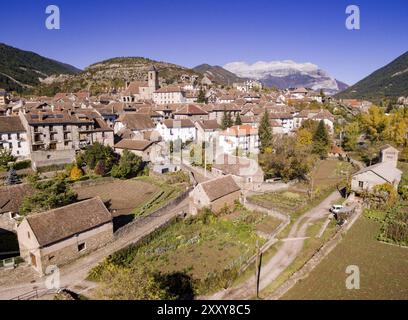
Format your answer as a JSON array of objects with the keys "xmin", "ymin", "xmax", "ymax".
[{"xmin": 121, "ymin": 66, "xmax": 159, "ymax": 102}]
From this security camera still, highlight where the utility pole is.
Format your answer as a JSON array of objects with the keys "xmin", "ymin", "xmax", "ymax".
[{"xmin": 255, "ymin": 240, "xmax": 261, "ymax": 299}]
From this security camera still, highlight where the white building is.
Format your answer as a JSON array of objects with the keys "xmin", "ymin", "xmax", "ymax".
[
  {"xmin": 156, "ymin": 119, "xmax": 196, "ymax": 142},
  {"xmin": 294, "ymin": 109, "xmax": 335, "ymax": 134},
  {"xmin": 351, "ymin": 145, "xmax": 402, "ymax": 194},
  {"xmin": 219, "ymin": 125, "xmax": 259, "ymax": 155},
  {"xmin": 269, "ymin": 112, "xmax": 295, "ymax": 134},
  {"xmin": 195, "ymin": 120, "xmax": 220, "ymax": 142},
  {"xmin": 0, "ymin": 116, "xmax": 30, "ymax": 159},
  {"xmin": 153, "ymin": 86, "xmax": 186, "ymax": 105}
]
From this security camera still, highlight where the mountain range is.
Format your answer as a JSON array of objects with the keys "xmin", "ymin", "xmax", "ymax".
[
  {"xmin": 336, "ymin": 51, "xmax": 408, "ymax": 100},
  {"xmin": 0, "ymin": 43, "xmax": 80, "ymax": 93},
  {"xmin": 223, "ymin": 60, "xmax": 348, "ymax": 94},
  {"xmin": 2, "ymin": 42, "xmax": 407, "ymax": 100},
  {"xmin": 193, "ymin": 64, "xmax": 246, "ymax": 86}
]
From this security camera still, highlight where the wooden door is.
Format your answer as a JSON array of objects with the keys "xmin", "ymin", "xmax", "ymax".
[{"xmin": 30, "ymin": 253, "xmax": 37, "ymax": 267}]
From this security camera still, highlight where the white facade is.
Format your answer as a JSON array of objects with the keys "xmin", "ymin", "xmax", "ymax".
[
  {"xmin": 0, "ymin": 132, "xmax": 30, "ymax": 159},
  {"xmin": 219, "ymin": 126, "xmax": 259, "ymax": 155},
  {"xmin": 155, "ymin": 121, "xmax": 196, "ymax": 142},
  {"xmin": 153, "ymin": 87, "xmax": 186, "ymax": 105}
]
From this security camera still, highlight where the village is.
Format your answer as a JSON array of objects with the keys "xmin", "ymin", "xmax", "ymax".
[{"xmin": 0, "ymin": 63, "xmax": 407, "ymax": 301}]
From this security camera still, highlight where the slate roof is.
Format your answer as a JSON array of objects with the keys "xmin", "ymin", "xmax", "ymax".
[
  {"xmin": 353, "ymin": 162, "xmax": 402, "ymax": 184},
  {"xmin": 26, "ymin": 197, "xmax": 112, "ymax": 247},
  {"xmin": 116, "ymin": 113, "xmax": 155, "ymax": 130},
  {"xmin": 200, "ymin": 175, "xmax": 241, "ymax": 202},
  {"xmin": 0, "ymin": 116, "xmax": 26, "ymax": 133},
  {"xmin": 114, "ymin": 139, "xmax": 153, "ymax": 151}
]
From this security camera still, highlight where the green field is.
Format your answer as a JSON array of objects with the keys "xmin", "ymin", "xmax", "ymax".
[{"xmin": 282, "ymin": 217, "xmax": 408, "ymax": 300}]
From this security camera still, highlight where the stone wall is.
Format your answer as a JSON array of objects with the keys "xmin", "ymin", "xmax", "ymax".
[
  {"xmin": 39, "ymin": 223, "xmax": 113, "ymax": 275},
  {"xmin": 114, "ymin": 188, "xmax": 192, "ymax": 239}
]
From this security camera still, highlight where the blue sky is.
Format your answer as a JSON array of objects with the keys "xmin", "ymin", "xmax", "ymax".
[{"xmin": 1, "ymin": 0, "xmax": 407, "ymax": 85}]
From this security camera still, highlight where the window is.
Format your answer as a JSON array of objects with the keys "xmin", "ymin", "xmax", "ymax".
[
  {"xmin": 7, "ymin": 133, "xmax": 11, "ymax": 140},
  {"xmin": 77, "ymin": 242, "xmax": 86, "ymax": 252},
  {"xmin": 27, "ymin": 232, "xmax": 30, "ymax": 239},
  {"xmin": 359, "ymin": 181, "xmax": 364, "ymax": 188},
  {"xmin": 18, "ymin": 142, "xmax": 21, "ymax": 148}
]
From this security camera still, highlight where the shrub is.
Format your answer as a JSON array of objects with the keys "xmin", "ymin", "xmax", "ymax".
[
  {"xmin": 70, "ymin": 166, "xmax": 83, "ymax": 181},
  {"xmin": 94, "ymin": 160, "xmax": 106, "ymax": 176},
  {"xmin": 111, "ymin": 150, "xmax": 143, "ymax": 179}
]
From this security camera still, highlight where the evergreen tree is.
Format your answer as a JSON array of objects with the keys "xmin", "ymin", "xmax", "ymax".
[
  {"xmin": 259, "ymin": 110, "xmax": 272, "ymax": 153},
  {"xmin": 312, "ymin": 120, "xmax": 330, "ymax": 158},
  {"xmin": 221, "ymin": 111, "xmax": 234, "ymax": 130},
  {"xmin": 197, "ymin": 88, "xmax": 207, "ymax": 103},
  {"xmin": 235, "ymin": 113, "xmax": 242, "ymax": 125},
  {"xmin": 5, "ymin": 168, "xmax": 21, "ymax": 185},
  {"xmin": 226, "ymin": 112, "xmax": 233, "ymax": 128}
]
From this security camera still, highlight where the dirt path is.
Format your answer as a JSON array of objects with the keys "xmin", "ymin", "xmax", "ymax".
[
  {"xmin": 207, "ymin": 191, "xmax": 340, "ymax": 300},
  {"xmin": 0, "ymin": 199, "xmax": 189, "ymax": 300}
]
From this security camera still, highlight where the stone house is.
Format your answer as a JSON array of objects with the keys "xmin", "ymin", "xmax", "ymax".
[
  {"xmin": 189, "ymin": 174, "xmax": 241, "ymax": 215},
  {"xmin": 17, "ymin": 197, "xmax": 113, "ymax": 275},
  {"xmin": 114, "ymin": 139, "xmax": 162, "ymax": 163},
  {"xmin": 114, "ymin": 113, "xmax": 156, "ymax": 138},
  {"xmin": 18, "ymin": 109, "xmax": 113, "ymax": 169},
  {"xmin": 173, "ymin": 104, "xmax": 208, "ymax": 121},
  {"xmin": 212, "ymin": 154, "xmax": 264, "ymax": 191}
]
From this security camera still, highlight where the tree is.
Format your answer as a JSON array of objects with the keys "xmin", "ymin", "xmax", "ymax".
[
  {"xmin": 0, "ymin": 149, "xmax": 16, "ymax": 169},
  {"xmin": 258, "ymin": 110, "xmax": 272, "ymax": 153},
  {"xmin": 21, "ymin": 178, "xmax": 78, "ymax": 215},
  {"xmin": 235, "ymin": 113, "xmax": 242, "ymax": 125},
  {"xmin": 312, "ymin": 120, "xmax": 330, "ymax": 158},
  {"xmin": 360, "ymin": 105, "xmax": 389, "ymax": 141},
  {"xmin": 111, "ymin": 150, "xmax": 144, "ymax": 179},
  {"xmin": 260, "ymin": 135, "xmax": 313, "ymax": 182},
  {"xmin": 342, "ymin": 122, "xmax": 360, "ymax": 151},
  {"xmin": 94, "ymin": 160, "xmax": 106, "ymax": 176},
  {"xmin": 197, "ymin": 88, "xmax": 207, "ymax": 103},
  {"xmin": 77, "ymin": 142, "xmax": 116, "ymax": 170},
  {"xmin": 221, "ymin": 111, "xmax": 233, "ymax": 130},
  {"xmin": 70, "ymin": 165, "xmax": 83, "ymax": 181},
  {"xmin": 296, "ymin": 128, "xmax": 313, "ymax": 149},
  {"xmin": 5, "ymin": 168, "xmax": 21, "ymax": 185}
]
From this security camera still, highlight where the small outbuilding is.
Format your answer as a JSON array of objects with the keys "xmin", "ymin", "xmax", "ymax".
[
  {"xmin": 189, "ymin": 174, "xmax": 241, "ymax": 215},
  {"xmin": 17, "ymin": 197, "xmax": 113, "ymax": 274}
]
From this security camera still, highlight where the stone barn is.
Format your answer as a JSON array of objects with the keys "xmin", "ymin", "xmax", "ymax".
[
  {"xmin": 189, "ymin": 174, "xmax": 241, "ymax": 215},
  {"xmin": 17, "ymin": 197, "xmax": 113, "ymax": 275}
]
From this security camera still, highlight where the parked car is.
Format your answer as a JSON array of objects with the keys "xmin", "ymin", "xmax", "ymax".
[{"xmin": 330, "ymin": 204, "xmax": 344, "ymax": 214}]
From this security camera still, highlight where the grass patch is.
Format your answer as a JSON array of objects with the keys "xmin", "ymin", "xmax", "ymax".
[{"xmin": 282, "ymin": 217, "xmax": 408, "ymax": 300}]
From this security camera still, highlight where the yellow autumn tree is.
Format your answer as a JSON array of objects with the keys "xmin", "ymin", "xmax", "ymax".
[
  {"xmin": 296, "ymin": 128, "xmax": 313, "ymax": 149},
  {"xmin": 360, "ymin": 105, "xmax": 389, "ymax": 141},
  {"xmin": 70, "ymin": 165, "xmax": 83, "ymax": 181}
]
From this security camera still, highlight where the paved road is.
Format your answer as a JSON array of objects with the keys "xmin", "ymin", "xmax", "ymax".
[
  {"xmin": 208, "ymin": 191, "xmax": 340, "ymax": 300},
  {"xmin": 0, "ymin": 199, "xmax": 189, "ymax": 300}
]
